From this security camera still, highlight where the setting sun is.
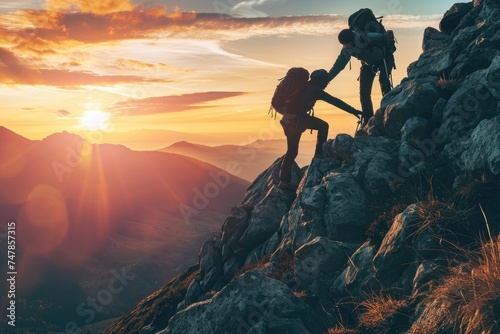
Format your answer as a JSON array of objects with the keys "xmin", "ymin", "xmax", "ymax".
[{"xmin": 79, "ymin": 110, "xmax": 110, "ymax": 131}]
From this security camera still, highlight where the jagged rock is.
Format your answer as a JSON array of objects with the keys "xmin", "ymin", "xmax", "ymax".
[
  {"xmin": 239, "ymin": 186, "xmax": 292, "ymax": 248},
  {"xmin": 409, "ymin": 28, "xmax": 451, "ymax": 79},
  {"xmin": 323, "ymin": 172, "xmax": 368, "ymax": 242},
  {"xmin": 373, "ymin": 204, "xmax": 420, "ymax": 286},
  {"xmin": 461, "ymin": 114, "xmax": 500, "ymax": 175},
  {"xmin": 383, "ymin": 77, "xmax": 441, "ymax": 137},
  {"xmin": 221, "ymin": 205, "xmax": 251, "ymax": 250},
  {"xmin": 399, "ymin": 117, "xmax": 433, "ymax": 174},
  {"xmin": 184, "ymin": 277, "xmax": 202, "ymax": 306},
  {"xmin": 239, "ymin": 157, "xmax": 303, "ymax": 207},
  {"xmin": 160, "ymin": 271, "xmax": 327, "ymax": 334},
  {"xmin": 365, "ymin": 107, "xmax": 386, "ymax": 136},
  {"xmin": 412, "ymin": 260, "xmax": 445, "ymax": 296},
  {"xmin": 439, "ymin": 2, "xmax": 474, "ymax": 35},
  {"xmin": 199, "ymin": 233, "xmax": 222, "ymax": 276},
  {"xmin": 450, "ymin": 38, "xmax": 499, "ymax": 79},
  {"xmin": 221, "ymin": 242, "xmax": 233, "ymax": 262},
  {"xmin": 432, "ymin": 98, "xmax": 448, "ymax": 124},
  {"xmin": 294, "ymin": 237, "xmax": 357, "ymax": 299},
  {"xmin": 330, "ymin": 133, "xmax": 356, "ymax": 164},
  {"xmin": 423, "ymin": 27, "xmax": 452, "ymax": 52},
  {"xmin": 200, "ymin": 266, "xmax": 223, "ymax": 291},
  {"xmin": 439, "ymin": 58, "xmax": 500, "ymax": 142},
  {"xmin": 331, "ymin": 241, "xmax": 378, "ymax": 299},
  {"xmin": 350, "ymin": 136, "xmax": 400, "ymax": 196},
  {"xmin": 222, "ymin": 256, "xmax": 240, "ymax": 280},
  {"xmin": 401, "ymin": 117, "xmax": 432, "ymax": 141}
]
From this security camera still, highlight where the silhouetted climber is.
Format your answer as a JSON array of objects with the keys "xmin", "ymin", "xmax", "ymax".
[
  {"xmin": 278, "ymin": 69, "xmax": 361, "ymax": 190},
  {"xmin": 328, "ymin": 9, "xmax": 396, "ymax": 126}
]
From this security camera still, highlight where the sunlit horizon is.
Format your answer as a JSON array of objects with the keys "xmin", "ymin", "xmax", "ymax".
[{"xmin": 0, "ymin": 0, "xmax": 459, "ymax": 150}]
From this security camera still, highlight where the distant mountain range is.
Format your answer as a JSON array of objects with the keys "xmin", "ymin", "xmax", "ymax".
[
  {"xmin": 0, "ymin": 126, "xmax": 249, "ymax": 331},
  {"xmin": 160, "ymin": 139, "xmax": 315, "ymax": 181}
]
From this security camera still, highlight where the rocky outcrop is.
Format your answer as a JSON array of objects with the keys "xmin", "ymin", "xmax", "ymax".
[
  {"xmin": 160, "ymin": 271, "xmax": 327, "ymax": 334},
  {"xmin": 106, "ymin": 1, "xmax": 500, "ymax": 333},
  {"xmin": 178, "ymin": 157, "xmax": 303, "ymax": 311}
]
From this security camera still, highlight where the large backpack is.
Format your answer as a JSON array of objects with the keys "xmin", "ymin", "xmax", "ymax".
[
  {"xmin": 269, "ymin": 67, "xmax": 309, "ymax": 118},
  {"xmin": 349, "ymin": 8, "xmax": 386, "ymax": 34},
  {"xmin": 347, "ymin": 9, "xmax": 396, "ymax": 66}
]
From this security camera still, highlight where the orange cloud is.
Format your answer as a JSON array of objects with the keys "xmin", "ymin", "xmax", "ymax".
[
  {"xmin": 44, "ymin": 0, "xmax": 136, "ymax": 14},
  {"xmin": 112, "ymin": 91, "xmax": 247, "ymax": 115},
  {"xmin": 0, "ymin": 47, "xmax": 164, "ymax": 86}
]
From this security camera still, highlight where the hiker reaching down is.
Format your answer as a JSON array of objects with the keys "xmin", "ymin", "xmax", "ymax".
[
  {"xmin": 328, "ymin": 8, "xmax": 397, "ymax": 126},
  {"xmin": 278, "ymin": 69, "xmax": 362, "ymax": 190},
  {"xmin": 328, "ymin": 28, "xmax": 395, "ymax": 126}
]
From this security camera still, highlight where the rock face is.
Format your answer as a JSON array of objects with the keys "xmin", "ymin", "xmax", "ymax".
[
  {"xmin": 105, "ymin": 2, "xmax": 500, "ymax": 333},
  {"xmin": 159, "ymin": 271, "xmax": 326, "ymax": 334}
]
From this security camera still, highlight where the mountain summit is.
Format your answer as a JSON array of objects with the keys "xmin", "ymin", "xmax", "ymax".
[{"xmin": 105, "ymin": 1, "xmax": 500, "ymax": 333}]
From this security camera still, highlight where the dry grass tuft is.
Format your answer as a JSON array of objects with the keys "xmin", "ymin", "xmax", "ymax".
[
  {"xmin": 414, "ymin": 193, "xmax": 470, "ymax": 236},
  {"xmin": 412, "ymin": 236, "xmax": 500, "ymax": 334},
  {"xmin": 326, "ymin": 327, "xmax": 359, "ymax": 334},
  {"xmin": 357, "ymin": 292, "xmax": 409, "ymax": 332}
]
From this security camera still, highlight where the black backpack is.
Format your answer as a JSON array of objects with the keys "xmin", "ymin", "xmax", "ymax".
[
  {"xmin": 347, "ymin": 9, "xmax": 396, "ymax": 66},
  {"xmin": 269, "ymin": 67, "xmax": 309, "ymax": 118},
  {"xmin": 349, "ymin": 8, "xmax": 386, "ymax": 34}
]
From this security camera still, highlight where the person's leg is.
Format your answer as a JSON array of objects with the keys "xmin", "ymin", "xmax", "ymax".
[
  {"xmin": 359, "ymin": 64, "xmax": 376, "ymax": 124},
  {"xmin": 279, "ymin": 125, "xmax": 302, "ymax": 183},
  {"xmin": 379, "ymin": 57, "xmax": 393, "ymax": 96},
  {"xmin": 298, "ymin": 115, "xmax": 329, "ymax": 157}
]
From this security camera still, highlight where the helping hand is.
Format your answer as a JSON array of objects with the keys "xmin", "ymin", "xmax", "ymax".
[{"xmin": 351, "ymin": 110, "xmax": 363, "ymax": 119}]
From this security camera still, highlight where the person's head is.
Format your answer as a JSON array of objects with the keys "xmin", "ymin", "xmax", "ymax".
[
  {"xmin": 338, "ymin": 29, "xmax": 355, "ymax": 45},
  {"xmin": 310, "ymin": 69, "xmax": 330, "ymax": 89}
]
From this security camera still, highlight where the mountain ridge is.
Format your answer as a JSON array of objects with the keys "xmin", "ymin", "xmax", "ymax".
[{"xmin": 0, "ymin": 127, "xmax": 250, "ymax": 331}]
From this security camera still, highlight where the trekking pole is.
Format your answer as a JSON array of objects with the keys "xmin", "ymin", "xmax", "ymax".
[
  {"xmin": 355, "ymin": 115, "xmax": 363, "ymax": 133},
  {"xmin": 383, "ymin": 58, "xmax": 393, "ymax": 89}
]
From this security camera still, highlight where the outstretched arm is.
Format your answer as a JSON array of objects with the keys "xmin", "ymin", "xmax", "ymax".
[
  {"xmin": 328, "ymin": 48, "xmax": 350, "ymax": 81},
  {"xmin": 318, "ymin": 90, "xmax": 362, "ymax": 117}
]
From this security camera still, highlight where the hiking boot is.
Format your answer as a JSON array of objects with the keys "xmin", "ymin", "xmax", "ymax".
[{"xmin": 278, "ymin": 180, "xmax": 297, "ymax": 190}]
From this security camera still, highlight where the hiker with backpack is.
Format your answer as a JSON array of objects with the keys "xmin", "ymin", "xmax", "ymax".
[
  {"xmin": 328, "ymin": 8, "xmax": 397, "ymax": 126},
  {"xmin": 271, "ymin": 68, "xmax": 362, "ymax": 189}
]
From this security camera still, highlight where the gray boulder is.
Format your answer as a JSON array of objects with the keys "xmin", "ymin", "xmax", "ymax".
[
  {"xmin": 461, "ymin": 115, "xmax": 500, "ymax": 175},
  {"xmin": 373, "ymin": 204, "xmax": 420, "ymax": 287},
  {"xmin": 382, "ymin": 76, "xmax": 441, "ymax": 137},
  {"xmin": 221, "ymin": 205, "xmax": 251, "ymax": 251},
  {"xmin": 294, "ymin": 237, "xmax": 357, "ymax": 299},
  {"xmin": 331, "ymin": 241, "xmax": 378, "ymax": 299},
  {"xmin": 160, "ymin": 270, "xmax": 327, "ymax": 334},
  {"xmin": 323, "ymin": 172, "xmax": 368, "ymax": 242}
]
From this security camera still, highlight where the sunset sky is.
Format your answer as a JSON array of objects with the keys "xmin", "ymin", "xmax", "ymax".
[{"xmin": 0, "ymin": 0, "xmax": 459, "ymax": 150}]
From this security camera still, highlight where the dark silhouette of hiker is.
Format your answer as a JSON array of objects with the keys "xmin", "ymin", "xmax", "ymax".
[
  {"xmin": 328, "ymin": 28, "xmax": 395, "ymax": 125},
  {"xmin": 278, "ymin": 69, "xmax": 361, "ymax": 189}
]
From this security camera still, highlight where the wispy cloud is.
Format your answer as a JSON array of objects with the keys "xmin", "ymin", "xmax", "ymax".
[
  {"xmin": 0, "ymin": 2, "xmax": 441, "ymax": 88},
  {"xmin": 229, "ymin": 0, "xmax": 289, "ymax": 18},
  {"xmin": 0, "ymin": 47, "xmax": 164, "ymax": 86},
  {"xmin": 44, "ymin": 0, "xmax": 135, "ymax": 14},
  {"xmin": 112, "ymin": 91, "xmax": 247, "ymax": 115}
]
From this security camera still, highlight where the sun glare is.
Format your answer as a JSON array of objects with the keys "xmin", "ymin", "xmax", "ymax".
[{"xmin": 79, "ymin": 110, "xmax": 110, "ymax": 130}]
